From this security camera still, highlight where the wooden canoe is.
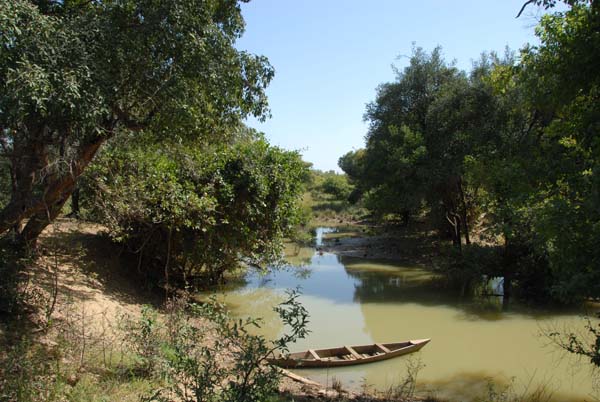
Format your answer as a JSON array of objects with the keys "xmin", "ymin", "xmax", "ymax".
[{"xmin": 267, "ymin": 339, "xmax": 430, "ymax": 368}]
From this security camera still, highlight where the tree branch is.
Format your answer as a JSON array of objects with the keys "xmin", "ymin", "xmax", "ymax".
[
  {"xmin": 113, "ymin": 107, "xmax": 157, "ymax": 132},
  {"xmin": 516, "ymin": 0, "xmax": 537, "ymax": 18}
]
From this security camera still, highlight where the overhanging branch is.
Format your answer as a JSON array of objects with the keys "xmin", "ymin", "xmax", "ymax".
[
  {"xmin": 516, "ymin": 0, "xmax": 537, "ymax": 18},
  {"xmin": 113, "ymin": 107, "xmax": 157, "ymax": 132}
]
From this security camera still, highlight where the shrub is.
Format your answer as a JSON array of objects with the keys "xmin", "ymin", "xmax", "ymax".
[
  {"xmin": 84, "ymin": 137, "xmax": 307, "ymax": 288},
  {"xmin": 320, "ymin": 175, "xmax": 352, "ymax": 201},
  {"xmin": 124, "ymin": 290, "xmax": 310, "ymax": 402}
]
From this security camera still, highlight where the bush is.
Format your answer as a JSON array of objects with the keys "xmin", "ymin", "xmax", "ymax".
[
  {"xmin": 547, "ymin": 313, "xmax": 600, "ymax": 368},
  {"xmin": 0, "ymin": 339, "xmax": 63, "ymax": 402},
  {"xmin": 123, "ymin": 290, "xmax": 309, "ymax": 402},
  {"xmin": 320, "ymin": 175, "xmax": 352, "ymax": 201},
  {"xmin": 84, "ymin": 137, "xmax": 308, "ymax": 288}
]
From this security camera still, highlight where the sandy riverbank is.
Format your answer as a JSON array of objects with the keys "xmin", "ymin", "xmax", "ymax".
[{"xmin": 3, "ymin": 219, "xmax": 431, "ymax": 401}]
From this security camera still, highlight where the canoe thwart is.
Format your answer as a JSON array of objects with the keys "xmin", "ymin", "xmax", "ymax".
[
  {"xmin": 376, "ymin": 343, "xmax": 391, "ymax": 353},
  {"xmin": 267, "ymin": 338, "xmax": 431, "ymax": 369},
  {"xmin": 308, "ymin": 349, "xmax": 322, "ymax": 361},
  {"xmin": 344, "ymin": 345, "xmax": 363, "ymax": 360}
]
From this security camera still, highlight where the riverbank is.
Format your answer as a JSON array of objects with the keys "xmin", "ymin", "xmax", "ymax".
[
  {"xmin": 270, "ymin": 224, "xmax": 599, "ymax": 402},
  {"xmin": 3, "ymin": 219, "xmax": 597, "ymax": 402},
  {"xmin": 318, "ymin": 221, "xmax": 443, "ymax": 267},
  {"xmin": 0, "ymin": 219, "xmax": 431, "ymax": 402}
]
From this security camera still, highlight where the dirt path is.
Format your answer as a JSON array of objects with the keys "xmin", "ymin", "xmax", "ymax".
[{"xmin": 32, "ymin": 219, "xmax": 150, "ymax": 329}]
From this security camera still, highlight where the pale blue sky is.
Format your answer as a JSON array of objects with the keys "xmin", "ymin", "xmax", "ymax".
[{"xmin": 237, "ymin": 0, "xmax": 549, "ymax": 172}]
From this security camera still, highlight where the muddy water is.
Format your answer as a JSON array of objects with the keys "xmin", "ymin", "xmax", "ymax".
[{"xmin": 211, "ymin": 228, "xmax": 599, "ymax": 401}]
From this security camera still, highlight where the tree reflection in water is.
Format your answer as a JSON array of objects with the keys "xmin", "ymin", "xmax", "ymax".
[{"xmin": 204, "ymin": 229, "xmax": 597, "ymax": 401}]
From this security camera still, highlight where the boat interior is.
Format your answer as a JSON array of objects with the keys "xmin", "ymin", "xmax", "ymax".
[{"xmin": 288, "ymin": 342, "xmax": 413, "ymax": 361}]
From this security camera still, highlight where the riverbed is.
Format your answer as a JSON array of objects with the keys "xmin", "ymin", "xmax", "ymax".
[{"xmin": 209, "ymin": 228, "xmax": 599, "ymax": 401}]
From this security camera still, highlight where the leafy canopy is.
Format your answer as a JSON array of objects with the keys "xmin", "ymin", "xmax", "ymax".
[
  {"xmin": 84, "ymin": 133, "xmax": 308, "ymax": 285},
  {"xmin": 0, "ymin": 0, "xmax": 274, "ymax": 240}
]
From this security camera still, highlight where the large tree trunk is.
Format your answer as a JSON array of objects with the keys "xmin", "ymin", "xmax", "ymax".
[
  {"xmin": 0, "ymin": 129, "xmax": 49, "ymax": 236},
  {"xmin": 8, "ymin": 148, "xmax": 22, "ymax": 236},
  {"xmin": 70, "ymin": 187, "xmax": 81, "ymax": 218},
  {"xmin": 19, "ymin": 191, "xmax": 72, "ymax": 245},
  {"xmin": 0, "ymin": 133, "xmax": 106, "ymax": 244}
]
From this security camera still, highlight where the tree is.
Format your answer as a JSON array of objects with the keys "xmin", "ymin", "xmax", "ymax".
[
  {"xmin": 338, "ymin": 149, "xmax": 368, "ymax": 204},
  {"xmin": 516, "ymin": 3, "xmax": 600, "ymax": 300},
  {"xmin": 515, "ymin": 0, "xmax": 593, "ymax": 17},
  {"xmin": 0, "ymin": 0, "xmax": 273, "ymax": 244},
  {"xmin": 319, "ymin": 174, "xmax": 352, "ymax": 200},
  {"xmin": 358, "ymin": 47, "xmax": 479, "ymax": 247},
  {"xmin": 465, "ymin": 3, "xmax": 600, "ymax": 301},
  {"xmin": 82, "ymin": 133, "xmax": 307, "ymax": 287}
]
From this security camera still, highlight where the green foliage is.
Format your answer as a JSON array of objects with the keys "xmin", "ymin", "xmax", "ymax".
[
  {"xmin": 0, "ymin": 325, "xmax": 155, "ymax": 402},
  {"xmin": 121, "ymin": 305, "xmax": 163, "ymax": 375},
  {"xmin": 84, "ymin": 136, "xmax": 307, "ymax": 286},
  {"xmin": 351, "ymin": 3, "xmax": 599, "ymax": 305},
  {"xmin": 338, "ymin": 149, "xmax": 367, "ymax": 203},
  {"xmin": 127, "ymin": 291, "xmax": 310, "ymax": 402},
  {"xmin": 0, "ymin": 0, "xmax": 274, "ymax": 241},
  {"xmin": 319, "ymin": 174, "xmax": 352, "ymax": 200},
  {"xmin": 516, "ymin": 0, "xmax": 592, "ymax": 17},
  {"xmin": 1, "ymin": 288, "xmax": 309, "ymax": 402},
  {"xmin": 0, "ymin": 339, "xmax": 65, "ymax": 402},
  {"xmin": 348, "ymin": 46, "xmax": 494, "ymax": 241},
  {"xmin": 548, "ymin": 314, "xmax": 600, "ymax": 367},
  {"xmin": 299, "ymin": 169, "xmax": 365, "ymax": 226},
  {"xmin": 467, "ymin": 3, "xmax": 600, "ymax": 302},
  {"xmin": 305, "ymin": 170, "xmax": 352, "ymax": 200},
  {"xmin": 512, "ymin": 4, "xmax": 600, "ymax": 302}
]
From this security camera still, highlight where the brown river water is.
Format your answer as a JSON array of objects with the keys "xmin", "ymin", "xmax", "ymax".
[{"xmin": 206, "ymin": 228, "xmax": 599, "ymax": 401}]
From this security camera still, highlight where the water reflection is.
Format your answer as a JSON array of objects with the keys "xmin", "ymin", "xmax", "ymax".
[
  {"xmin": 343, "ymin": 256, "xmax": 449, "ymax": 305},
  {"xmin": 205, "ymin": 228, "xmax": 599, "ymax": 402},
  {"xmin": 315, "ymin": 227, "xmax": 336, "ymax": 247},
  {"xmin": 247, "ymin": 252, "xmax": 359, "ymax": 304},
  {"xmin": 244, "ymin": 250, "xmax": 573, "ymax": 320},
  {"xmin": 282, "ymin": 242, "xmax": 315, "ymax": 267},
  {"xmin": 212, "ymin": 288, "xmax": 286, "ymax": 339}
]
